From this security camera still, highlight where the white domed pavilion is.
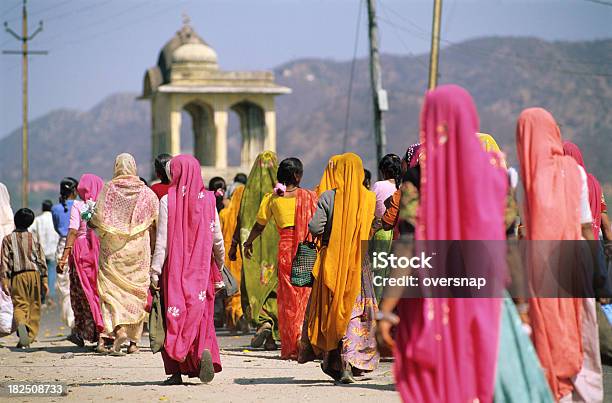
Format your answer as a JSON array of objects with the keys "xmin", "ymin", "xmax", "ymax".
[{"xmin": 141, "ymin": 17, "xmax": 290, "ymax": 181}]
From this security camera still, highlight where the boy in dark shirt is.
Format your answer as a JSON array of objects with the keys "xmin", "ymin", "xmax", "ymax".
[{"xmin": 0, "ymin": 208, "xmax": 48, "ymax": 348}]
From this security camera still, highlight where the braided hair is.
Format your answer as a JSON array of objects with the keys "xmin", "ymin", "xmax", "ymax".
[
  {"xmin": 379, "ymin": 154, "xmax": 402, "ymax": 189},
  {"xmin": 59, "ymin": 177, "xmax": 78, "ymax": 212}
]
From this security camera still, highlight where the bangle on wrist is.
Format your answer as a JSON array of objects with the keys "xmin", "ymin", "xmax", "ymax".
[{"xmin": 375, "ymin": 311, "xmax": 400, "ymax": 324}]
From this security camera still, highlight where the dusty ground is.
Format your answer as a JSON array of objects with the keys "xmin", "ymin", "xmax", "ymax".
[
  {"xmin": 1, "ymin": 303, "xmax": 611, "ymax": 402},
  {"xmin": 0, "ymin": 304, "xmax": 398, "ymax": 402}
]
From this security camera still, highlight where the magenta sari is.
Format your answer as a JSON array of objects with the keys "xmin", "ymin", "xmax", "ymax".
[
  {"xmin": 70, "ymin": 174, "xmax": 104, "ymax": 338},
  {"xmin": 161, "ymin": 155, "xmax": 221, "ymax": 377},
  {"xmin": 393, "ymin": 85, "xmax": 508, "ymax": 403}
]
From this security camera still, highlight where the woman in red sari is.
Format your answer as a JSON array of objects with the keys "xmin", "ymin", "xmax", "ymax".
[
  {"xmin": 243, "ymin": 158, "xmax": 317, "ymax": 360},
  {"xmin": 150, "ymin": 155, "xmax": 224, "ymax": 384}
]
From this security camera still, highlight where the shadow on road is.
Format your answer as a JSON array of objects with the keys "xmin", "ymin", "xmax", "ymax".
[{"xmin": 234, "ymin": 377, "xmax": 396, "ymax": 392}]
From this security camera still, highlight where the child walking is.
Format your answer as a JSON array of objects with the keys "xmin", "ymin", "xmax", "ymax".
[{"xmin": 0, "ymin": 208, "xmax": 48, "ymax": 348}]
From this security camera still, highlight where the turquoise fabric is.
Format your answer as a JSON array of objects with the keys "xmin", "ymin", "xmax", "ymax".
[{"xmin": 494, "ymin": 297, "xmax": 554, "ymax": 403}]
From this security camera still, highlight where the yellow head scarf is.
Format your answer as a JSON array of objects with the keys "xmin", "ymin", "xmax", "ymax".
[
  {"xmin": 308, "ymin": 153, "xmax": 376, "ymax": 352},
  {"xmin": 478, "ymin": 133, "xmax": 507, "ymax": 168}
]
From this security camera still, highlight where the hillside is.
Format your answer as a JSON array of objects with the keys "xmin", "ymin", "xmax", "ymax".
[{"xmin": 1, "ymin": 37, "xmax": 611, "ymax": 207}]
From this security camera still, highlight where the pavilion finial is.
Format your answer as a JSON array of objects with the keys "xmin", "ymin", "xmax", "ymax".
[{"xmin": 181, "ymin": 12, "xmax": 191, "ymax": 27}]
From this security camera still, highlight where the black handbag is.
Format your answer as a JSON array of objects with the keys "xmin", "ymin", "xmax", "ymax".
[
  {"xmin": 290, "ymin": 241, "xmax": 318, "ymax": 287},
  {"xmin": 221, "ymin": 265, "xmax": 239, "ymax": 297}
]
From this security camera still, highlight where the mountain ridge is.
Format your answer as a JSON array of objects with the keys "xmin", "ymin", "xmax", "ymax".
[{"xmin": 1, "ymin": 36, "xmax": 610, "ymax": 207}]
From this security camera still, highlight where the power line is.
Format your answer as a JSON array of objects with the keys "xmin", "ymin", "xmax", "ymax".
[
  {"xmin": 379, "ymin": 0, "xmax": 612, "ymax": 67},
  {"xmin": 342, "ymin": 0, "xmax": 364, "ymax": 153},
  {"xmin": 40, "ymin": 0, "xmax": 164, "ymax": 44},
  {"xmin": 49, "ymin": 0, "xmax": 190, "ymax": 53},
  {"xmin": 378, "ymin": 2, "xmax": 428, "ymax": 72},
  {"xmin": 376, "ymin": 7, "xmax": 612, "ymax": 78},
  {"xmin": 582, "ymin": 0, "xmax": 612, "ymax": 6}
]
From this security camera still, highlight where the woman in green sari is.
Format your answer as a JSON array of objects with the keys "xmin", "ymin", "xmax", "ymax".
[{"xmin": 229, "ymin": 151, "xmax": 279, "ymax": 350}]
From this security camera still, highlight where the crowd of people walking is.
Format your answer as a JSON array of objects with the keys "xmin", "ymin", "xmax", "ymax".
[{"xmin": 0, "ymin": 83, "xmax": 611, "ymax": 402}]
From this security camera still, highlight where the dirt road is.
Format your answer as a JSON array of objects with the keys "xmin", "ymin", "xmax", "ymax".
[{"xmin": 0, "ymin": 304, "xmax": 398, "ymax": 402}]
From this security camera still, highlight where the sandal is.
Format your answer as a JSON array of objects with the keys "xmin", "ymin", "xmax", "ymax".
[
  {"xmin": 109, "ymin": 349, "xmax": 126, "ymax": 357},
  {"xmin": 163, "ymin": 374, "xmax": 183, "ymax": 385},
  {"xmin": 17, "ymin": 324, "xmax": 30, "ymax": 348},
  {"xmin": 95, "ymin": 344, "xmax": 110, "ymax": 354},
  {"xmin": 263, "ymin": 336, "xmax": 278, "ymax": 351},
  {"xmin": 199, "ymin": 349, "xmax": 215, "ymax": 383},
  {"xmin": 321, "ymin": 362, "xmax": 341, "ymax": 381},
  {"xmin": 66, "ymin": 332, "xmax": 84, "ymax": 347},
  {"xmin": 250, "ymin": 322, "xmax": 272, "ymax": 348},
  {"xmin": 127, "ymin": 343, "xmax": 139, "ymax": 354},
  {"xmin": 338, "ymin": 370, "xmax": 356, "ymax": 384}
]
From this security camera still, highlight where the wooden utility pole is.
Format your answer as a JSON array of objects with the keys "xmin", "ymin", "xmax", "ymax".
[
  {"xmin": 3, "ymin": 0, "xmax": 47, "ymax": 207},
  {"xmin": 428, "ymin": 0, "xmax": 443, "ymax": 89},
  {"xmin": 366, "ymin": 0, "xmax": 388, "ymax": 178}
]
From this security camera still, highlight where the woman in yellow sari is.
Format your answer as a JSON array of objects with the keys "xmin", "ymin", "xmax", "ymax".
[
  {"xmin": 91, "ymin": 153, "xmax": 159, "ymax": 356},
  {"xmin": 307, "ymin": 153, "xmax": 379, "ymax": 383}
]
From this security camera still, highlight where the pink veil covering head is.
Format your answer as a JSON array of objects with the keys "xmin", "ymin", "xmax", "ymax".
[
  {"xmin": 162, "ymin": 154, "xmax": 219, "ymax": 366},
  {"xmin": 77, "ymin": 174, "xmax": 103, "ymax": 202},
  {"xmin": 394, "ymin": 85, "xmax": 507, "ymax": 403},
  {"xmin": 563, "ymin": 141, "xmax": 603, "ymax": 239}
]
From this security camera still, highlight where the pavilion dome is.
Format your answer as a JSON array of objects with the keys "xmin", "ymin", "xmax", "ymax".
[
  {"xmin": 156, "ymin": 19, "xmax": 218, "ymax": 83},
  {"xmin": 172, "ymin": 42, "xmax": 218, "ymax": 66}
]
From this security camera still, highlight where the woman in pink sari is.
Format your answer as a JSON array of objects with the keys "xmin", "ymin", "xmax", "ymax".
[
  {"xmin": 377, "ymin": 85, "xmax": 508, "ymax": 402},
  {"xmin": 150, "ymin": 154, "xmax": 224, "ymax": 385},
  {"xmin": 57, "ymin": 174, "xmax": 106, "ymax": 352}
]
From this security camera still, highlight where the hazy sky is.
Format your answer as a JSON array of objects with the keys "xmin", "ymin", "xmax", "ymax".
[{"xmin": 0, "ymin": 0, "xmax": 610, "ymax": 135}]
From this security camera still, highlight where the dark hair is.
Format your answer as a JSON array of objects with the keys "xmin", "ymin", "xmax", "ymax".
[
  {"xmin": 42, "ymin": 200, "xmax": 53, "ymax": 212},
  {"xmin": 363, "ymin": 169, "xmax": 372, "ymax": 190},
  {"xmin": 154, "ymin": 153, "xmax": 172, "ymax": 184},
  {"xmin": 277, "ymin": 158, "xmax": 303, "ymax": 187},
  {"xmin": 139, "ymin": 177, "xmax": 149, "ymax": 186},
  {"xmin": 208, "ymin": 177, "xmax": 226, "ymax": 212},
  {"xmin": 402, "ymin": 147, "xmax": 421, "ymax": 190},
  {"xmin": 379, "ymin": 154, "xmax": 402, "ymax": 189},
  {"xmin": 59, "ymin": 177, "xmax": 78, "ymax": 213},
  {"xmin": 14, "ymin": 208, "xmax": 35, "ymax": 229},
  {"xmin": 234, "ymin": 173, "xmax": 247, "ymax": 185}
]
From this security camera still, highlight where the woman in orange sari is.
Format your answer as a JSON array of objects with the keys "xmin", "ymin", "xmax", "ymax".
[
  {"xmin": 219, "ymin": 184, "xmax": 247, "ymax": 332},
  {"xmin": 243, "ymin": 158, "xmax": 317, "ymax": 360},
  {"xmin": 516, "ymin": 108, "xmax": 602, "ymax": 402},
  {"xmin": 307, "ymin": 153, "xmax": 379, "ymax": 383}
]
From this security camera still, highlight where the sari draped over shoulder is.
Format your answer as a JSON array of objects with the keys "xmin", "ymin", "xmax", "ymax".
[
  {"xmin": 161, "ymin": 155, "xmax": 221, "ymax": 376},
  {"xmin": 394, "ymin": 85, "xmax": 509, "ymax": 403},
  {"xmin": 92, "ymin": 153, "xmax": 159, "ymax": 340},
  {"xmin": 308, "ymin": 153, "xmax": 376, "ymax": 353},
  {"xmin": 238, "ymin": 151, "xmax": 279, "ymax": 332},
  {"xmin": 275, "ymin": 188, "xmax": 317, "ymax": 359}
]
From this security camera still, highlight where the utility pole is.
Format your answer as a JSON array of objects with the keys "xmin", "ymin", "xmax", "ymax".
[
  {"xmin": 366, "ymin": 0, "xmax": 387, "ymax": 178},
  {"xmin": 3, "ymin": 0, "xmax": 47, "ymax": 207},
  {"xmin": 428, "ymin": 0, "xmax": 443, "ymax": 90}
]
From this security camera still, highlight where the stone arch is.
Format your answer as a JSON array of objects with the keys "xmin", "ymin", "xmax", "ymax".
[
  {"xmin": 230, "ymin": 100, "xmax": 266, "ymax": 167},
  {"xmin": 181, "ymin": 100, "xmax": 215, "ymax": 166}
]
